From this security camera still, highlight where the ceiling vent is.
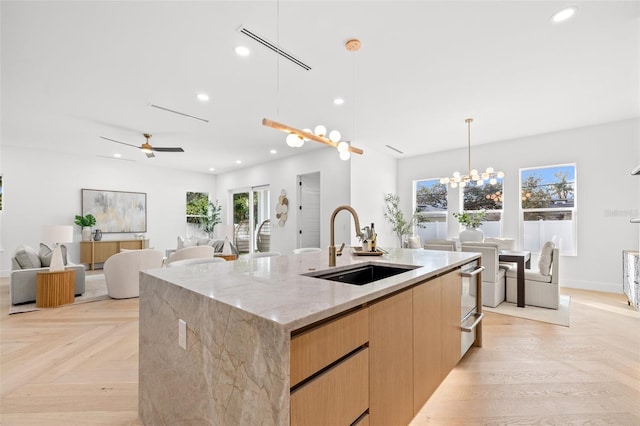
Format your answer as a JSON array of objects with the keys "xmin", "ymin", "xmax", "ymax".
[{"xmin": 238, "ymin": 26, "xmax": 311, "ymax": 71}]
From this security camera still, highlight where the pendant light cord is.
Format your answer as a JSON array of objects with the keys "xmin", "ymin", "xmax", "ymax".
[{"xmin": 276, "ymin": 0, "xmax": 280, "ymax": 120}]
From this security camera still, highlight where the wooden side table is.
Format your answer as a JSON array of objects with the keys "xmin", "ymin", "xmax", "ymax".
[
  {"xmin": 36, "ymin": 269, "xmax": 76, "ymax": 308},
  {"xmin": 215, "ymin": 254, "xmax": 237, "ymax": 261}
]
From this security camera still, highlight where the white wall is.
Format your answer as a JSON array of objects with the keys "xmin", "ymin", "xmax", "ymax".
[
  {"xmin": 398, "ymin": 119, "xmax": 640, "ymax": 293},
  {"xmin": 1, "ymin": 145, "xmax": 216, "ymax": 275},
  {"xmin": 215, "ymin": 147, "xmax": 351, "ymax": 255},
  {"xmin": 351, "ymin": 145, "xmax": 398, "ymax": 247}
]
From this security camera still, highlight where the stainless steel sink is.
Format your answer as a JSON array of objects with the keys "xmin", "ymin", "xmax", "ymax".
[{"xmin": 304, "ymin": 263, "xmax": 418, "ymax": 286}]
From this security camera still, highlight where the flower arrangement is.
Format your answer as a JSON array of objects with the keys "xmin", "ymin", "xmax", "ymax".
[{"xmin": 452, "ymin": 210, "xmax": 486, "ymax": 229}]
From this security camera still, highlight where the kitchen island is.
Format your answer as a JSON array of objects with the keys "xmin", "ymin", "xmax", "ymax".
[{"xmin": 139, "ymin": 247, "xmax": 481, "ymax": 426}]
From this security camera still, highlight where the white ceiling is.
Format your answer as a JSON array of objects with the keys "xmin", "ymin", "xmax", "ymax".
[{"xmin": 2, "ymin": 1, "xmax": 638, "ymax": 174}]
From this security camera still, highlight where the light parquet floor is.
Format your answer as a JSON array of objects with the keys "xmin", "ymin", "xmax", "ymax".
[{"xmin": 1, "ymin": 277, "xmax": 639, "ymax": 425}]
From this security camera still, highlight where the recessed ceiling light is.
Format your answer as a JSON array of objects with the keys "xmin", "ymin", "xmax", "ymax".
[
  {"xmin": 333, "ymin": 97, "xmax": 345, "ymax": 105},
  {"xmin": 235, "ymin": 46, "xmax": 250, "ymax": 57},
  {"xmin": 235, "ymin": 160, "xmax": 242, "ymax": 164},
  {"xmin": 209, "ymin": 167, "xmax": 215, "ymax": 172},
  {"xmin": 114, "ymin": 153, "xmax": 122, "ymax": 158},
  {"xmin": 551, "ymin": 6, "xmax": 577, "ymax": 23},
  {"xmin": 270, "ymin": 149, "xmax": 277, "ymax": 154},
  {"xmin": 197, "ymin": 93, "xmax": 209, "ymax": 102}
]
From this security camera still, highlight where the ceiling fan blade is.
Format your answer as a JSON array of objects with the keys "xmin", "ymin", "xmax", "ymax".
[
  {"xmin": 144, "ymin": 151, "xmax": 155, "ymax": 158},
  {"xmin": 151, "ymin": 147, "xmax": 185, "ymax": 152},
  {"xmin": 99, "ymin": 136, "xmax": 139, "ymax": 148}
]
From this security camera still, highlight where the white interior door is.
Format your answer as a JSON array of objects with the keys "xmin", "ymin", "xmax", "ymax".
[{"xmin": 297, "ymin": 172, "xmax": 321, "ymax": 248}]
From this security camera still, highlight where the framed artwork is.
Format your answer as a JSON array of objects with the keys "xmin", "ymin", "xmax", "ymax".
[{"xmin": 82, "ymin": 189, "xmax": 147, "ymax": 233}]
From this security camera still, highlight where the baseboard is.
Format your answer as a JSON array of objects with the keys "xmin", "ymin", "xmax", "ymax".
[{"xmin": 561, "ymin": 279, "xmax": 622, "ymax": 294}]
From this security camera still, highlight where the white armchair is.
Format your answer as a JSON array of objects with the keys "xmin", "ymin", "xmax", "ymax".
[
  {"xmin": 104, "ymin": 249, "xmax": 164, "ymax": 299},
  {"xmin": 461, "ymin": 242, "xmax": 506, "ymax": 308},
  {"xmin": 166, "ymin": 246, "xmax": 216, "ymax": 265},
  {"xmin": 506, "ymin": 245, "xmax": 560, "ymax": 309}
]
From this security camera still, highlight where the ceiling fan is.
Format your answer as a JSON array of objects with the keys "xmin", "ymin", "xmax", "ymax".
[{"xmin": 100, "ymin": 133, "xmax": 184, "ymax": 158}]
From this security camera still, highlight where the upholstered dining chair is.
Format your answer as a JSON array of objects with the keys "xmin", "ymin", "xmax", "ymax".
[
  {"xmin": 165, "ymin": 245, "xmax": 216, "ymax": 265},
  {"xmin": 104, "ymin": 249, "xmax": 163, "ymax": 299},
  {"xmin": 461, "ymin": 242, "xmax": 506, "ymax": 308},
  {"xmin": 424, "ymin": 239, "xmax": 457, "ymax": 252},
  {"xmin": 506, "ymin": 242, "xmax": 560, "ymax": 309},
  {"xmin": 292, "ymin": 247, "xmax": 322, "ymax": 254},
  {"xmin": 247, "ymin": 251, "xmax": 281, "ymax": 258},
  {"xmin": 166, "ymin": 257, "xmax": 226, "ymax": 267}
]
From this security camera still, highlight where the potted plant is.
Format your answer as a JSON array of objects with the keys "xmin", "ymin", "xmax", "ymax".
[
  {"xmin": 453, "ymin": 210, "xmax": 487, "ymax": 242},
  {"xmin": 384, "ymin": 193, "xmax": 428, "ymax": 247},
  {"xmin": 200, "ymin": 200, "xmax": 222, "ymax": 238},
  {"xmin": 74, "ymin": 214, "xmax": 96, "ymax": 241}
]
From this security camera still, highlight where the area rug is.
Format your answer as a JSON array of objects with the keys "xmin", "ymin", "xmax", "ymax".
[
  {"xmin": 483, "ymin": 295, "xmax": 570, "ymax": 327},
  {"xmin": 9, "ymin": 274, "xmax": 109, "ymax": 315}
]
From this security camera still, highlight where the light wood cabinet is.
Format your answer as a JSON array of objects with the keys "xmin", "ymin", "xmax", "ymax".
[
  {"xmin": 290, "ymin": 307, "xmax": 369, "ymax": 386},
  {"xmin": 369, "ymin": 288, "xmax": 414, "ymax": 426},
  {"xmin": 413, "ymin": 276, "xmax": 443, "ymax": 412},
  {"xmin": 290, "ymin": 307, "xmax": 370, "ymax": 425},
  {"xmin": 290, "ymin": 348, "xmax": 369, "ymax": 426},
  {"xmin": 289, "ymin": 261, "xmax": 477, "ymax": 426},
  {"xmin": 80, "ymin": 239, "xmax": 149, "ymax": 270}
]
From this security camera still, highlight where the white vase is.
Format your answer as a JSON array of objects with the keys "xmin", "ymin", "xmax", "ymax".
[
  {"xmin": 459, "ymin": 227, "xmax": 484, "ymax": 243},
  {"xmin": 82, "ymin": 227, "xmax": 92, "ymax": 241}
]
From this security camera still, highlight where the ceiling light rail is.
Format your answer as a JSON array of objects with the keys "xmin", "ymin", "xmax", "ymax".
[
  {"xmin": 262, "ymin": 118, "xmax": 364, "ymax": 156},
  {"xmin": 149, "ymin": 104, "xmax": 209, "ymax": 123},
  {"xmin": 238, "ymin": 26, "xmax": 311, "ymax": 71}
]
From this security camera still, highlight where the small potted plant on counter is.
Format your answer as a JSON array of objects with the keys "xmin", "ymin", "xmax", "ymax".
[{"xmin": 74, "ymin": 213, "xmax": 96, "ymax": 241}]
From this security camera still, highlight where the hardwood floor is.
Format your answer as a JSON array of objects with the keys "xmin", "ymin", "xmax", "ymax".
[{"xmin": 1, "ymin": 277, "xmax": 639, "ymax": 425}]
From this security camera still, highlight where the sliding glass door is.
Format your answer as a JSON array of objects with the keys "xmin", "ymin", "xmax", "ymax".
[{"xmin": 232, "ymin": 185, "xmax": 270, "ymax": 253}]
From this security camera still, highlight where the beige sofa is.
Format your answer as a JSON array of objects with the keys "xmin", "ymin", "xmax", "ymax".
[{"xmin": 10, "ymin": 244, "xmax": 85, "ymax": 305}]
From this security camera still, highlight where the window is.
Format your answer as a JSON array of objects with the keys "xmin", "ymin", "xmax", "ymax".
[
  {"xmin": 414, "ymin": 179, "xmax": 448, "ymax": 241},
  {"xmin": 520, "ymin": 164, "xmax": 576, "ymax": 255},
  {"xmin": 462, "ymin": 178, "xmax": 504, "ymax": 237},
  {"xmin": 186, "ymin": 191, "xmax": 209, "ymax": 236}
]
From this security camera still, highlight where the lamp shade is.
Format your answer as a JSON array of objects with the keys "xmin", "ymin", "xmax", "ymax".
[{"xmin": 42, "ymin": 225, "xmax": 73, "ymax": 243}]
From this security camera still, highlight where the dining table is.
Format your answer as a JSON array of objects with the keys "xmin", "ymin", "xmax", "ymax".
[{"xmin": 499, "ymin": 250, "xmax": 531, "ymax": 308}]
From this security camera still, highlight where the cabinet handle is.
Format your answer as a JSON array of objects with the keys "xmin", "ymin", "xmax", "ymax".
[
  {"xmin": 461, "ymin": 312, "xmax": 484, "ymax": 333},
  {"xmin": 460, "ymin": 265, "xmax": 485, "ymax": 277}
]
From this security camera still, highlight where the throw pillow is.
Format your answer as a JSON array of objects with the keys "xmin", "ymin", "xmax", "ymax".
[
  {"xmin": 13, "ymin": 245, "xmax": 42, "ymax": 269},
  {"xmin": 197, "ymin": 237, "xmax": 213, "ymax": 246},
  {"xmin": 538, "ymin": 241, "xmax": 555, "ymax": 276},
  {"xmin": 177, "ymin": 236, "xmax": 197, "ymax": 249},
  {"xmin": 39, "ymin": 243, "xmax": 68, "ymax": 267}
]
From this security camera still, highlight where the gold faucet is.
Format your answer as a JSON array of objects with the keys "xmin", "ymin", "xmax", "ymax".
[{"xmin": 329, "ymin": 205, "xmax": 363, "ymax": 267}]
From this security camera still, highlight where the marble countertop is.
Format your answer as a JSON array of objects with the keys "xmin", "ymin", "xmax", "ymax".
[{"xmin": 142, "ymin": 247, "xmax": 479, "ymax": 332}]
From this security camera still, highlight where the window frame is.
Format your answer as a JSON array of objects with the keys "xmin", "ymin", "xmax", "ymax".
[
  {"xmin": 413, "ymin": 178, "xmax": 448, "ymax": 241},
  {"xmin": 519, "ymin": 163, "xmax": 577, "ymax": 256}
]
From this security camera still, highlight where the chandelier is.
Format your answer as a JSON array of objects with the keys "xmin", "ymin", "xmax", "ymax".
[
  {"xmin": 262, "ymin": 119, "xmax": 363, "ymax": 160},
  {"xmin": 440, "ymin": 118, "xmax": 504, "ymax": 188}
]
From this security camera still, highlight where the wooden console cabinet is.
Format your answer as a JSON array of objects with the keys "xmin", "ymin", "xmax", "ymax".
[{"xmin": 80, "ymin": 239, "xmax": 149, "ymax": 270}]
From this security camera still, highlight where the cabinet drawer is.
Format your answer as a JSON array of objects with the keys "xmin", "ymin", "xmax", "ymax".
[
  {"xmin": 291, "ymin": 348, "xmax": 369, "ymax": 426},
  {"xmin": 291, "ymin": 307, "xmax": 369, "ymax": 386}
]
